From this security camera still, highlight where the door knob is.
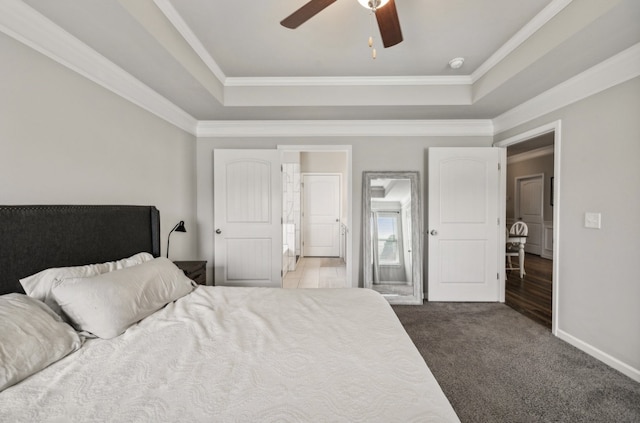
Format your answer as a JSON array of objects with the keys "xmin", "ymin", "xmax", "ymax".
[
  {"xmin": 215, "ymin": 229, "xmax": 222, "ymax": 234},
  {"xmin": 430, "ymin": 230, "xmax": 438, "ymax": 236}
]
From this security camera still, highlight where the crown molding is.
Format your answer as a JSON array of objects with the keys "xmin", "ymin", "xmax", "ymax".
[
  {"xmin": 153, "ymin": 0, "xmax": 226, "ymax": 84},
  {"xmin": 493, "ymin": 42, "xmax": 640, "ymax": 134},
  {"xmin": 507, "ymin": 145, "xmax": 554, "ymax": 164},
  {"xmin": 225, "ymin": 75, "xmax": 473, "ymax": 87},
  {"xmin": 0, "ymin": 0, "xmax": 198, "ymax": 135},
  {"xmin": 471, "ymin": 0, "xmax": 573, "ymax": 83},
  {"xmin": 196, "ymin": 119, "xmax": 494, "ymax": 138}
]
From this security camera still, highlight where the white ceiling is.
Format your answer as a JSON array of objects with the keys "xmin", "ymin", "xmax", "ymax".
[{"xmin": 13, "ymin": 0, "xmax": 640, "ymax": 122}]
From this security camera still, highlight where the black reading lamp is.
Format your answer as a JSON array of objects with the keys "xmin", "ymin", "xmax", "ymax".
[{"xmin": 166, "ymin": 220, "xmax": 186, "ymax": 258}]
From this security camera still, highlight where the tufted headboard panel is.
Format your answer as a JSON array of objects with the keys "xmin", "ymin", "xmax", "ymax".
[{"xmin": 0, "ymin": 205, "xmax": 160, "ymax": 295}]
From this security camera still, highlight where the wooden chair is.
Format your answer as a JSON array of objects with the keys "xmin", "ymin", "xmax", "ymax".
[{"xmin": 506, "ymin": 221, "xmax": 528, "ymax": 278}]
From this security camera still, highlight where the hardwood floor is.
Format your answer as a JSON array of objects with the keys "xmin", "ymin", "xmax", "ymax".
[{"xmin": 505, "ymin": 253, "xmax": 553, "ymax": 329}]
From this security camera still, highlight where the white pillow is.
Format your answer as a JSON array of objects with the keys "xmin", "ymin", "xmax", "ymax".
[
  {"xmin": 52, "ymin": 258, "xmax": 195, "ymax": 339},
  {"xmin": 0, "ymin": 294, "xmax": 83, "ymax": 392},
  {"xmin": 19, "ymin": 252, "xmax": 154, "ymax": 317}
]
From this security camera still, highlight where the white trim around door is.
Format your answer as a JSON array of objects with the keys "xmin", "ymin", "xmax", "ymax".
[
  {"xmin": 493, "ymin": 120, "xmax": 561, "ymax": 336},
  {"xmin": 514, "ymin": 173, "xmax": 545, "ymax": 255}
]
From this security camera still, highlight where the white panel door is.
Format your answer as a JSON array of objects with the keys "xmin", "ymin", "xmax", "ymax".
[
  {"xmin": 214, "ymin": 149, "xmax": 281, "ymax": 287},
  {"xmin": 303, "ymin": 174, "xmax": 340, "ymax": 257},
  {"xmin": 515, "ymin": 175, "xmax": 543, "ymax": 255},
  {"xmin": 428, "ymin": 148, "xmax": 501, "ymax": 301}
]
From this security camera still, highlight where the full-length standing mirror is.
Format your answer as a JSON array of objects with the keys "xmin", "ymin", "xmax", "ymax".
[{"xmin": 363, "ymin": 171, "xmax": 423, "ymax": 304}]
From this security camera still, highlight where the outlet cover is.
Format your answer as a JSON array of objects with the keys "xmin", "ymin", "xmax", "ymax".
[{"xmin": 585, "ymin": 212, "xmax": 601, "ymax": 229}]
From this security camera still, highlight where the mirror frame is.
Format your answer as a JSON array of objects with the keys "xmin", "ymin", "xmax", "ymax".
[{"xmin": 362, "ymin": 171, "xmax": 423, "ymax": 305}]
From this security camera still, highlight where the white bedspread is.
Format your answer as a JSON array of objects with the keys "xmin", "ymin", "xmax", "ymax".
[{"xmin": 0, "ymin": 287, "xmax": 459, "ymax": 422}]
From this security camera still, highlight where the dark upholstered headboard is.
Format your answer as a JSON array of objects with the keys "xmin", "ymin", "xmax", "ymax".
[{"xmin": 0, "ymin": 205, "xmax": 160, "ymax": 295}]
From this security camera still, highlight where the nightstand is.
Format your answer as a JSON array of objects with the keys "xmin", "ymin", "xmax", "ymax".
[{"xmin": 173, "ymin": 261, "xmax": 208, "ymax": 286}]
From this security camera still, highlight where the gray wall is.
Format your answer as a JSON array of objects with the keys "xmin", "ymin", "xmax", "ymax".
[
  {"xmin": 495, "ymin": 76, "xmax": 640, "ymax": 375},
  {"xmin": 0, "ymin": 33, "xmax": 198, "ymax": 260}
]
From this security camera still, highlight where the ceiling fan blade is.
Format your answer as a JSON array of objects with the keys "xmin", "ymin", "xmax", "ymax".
[
  {"xmin": 375, "ymin": 0, "xmax": 403, "ymax": 48},
  {"xmin": 280, "ymin": 0, "xmax": 337, "ymax": 29}
]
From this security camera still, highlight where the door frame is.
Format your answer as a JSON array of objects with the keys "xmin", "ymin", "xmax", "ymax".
[
  {"xmin": 493, "ymin": 120, "xmax": 561, "ymax": 336},
  {"xmin": 514, "ymin": 173, "xmax": 544, "ymax": 255},
  {"xmin": 277, "ymin": 145, "xmax": 353, "ymax": 288}
]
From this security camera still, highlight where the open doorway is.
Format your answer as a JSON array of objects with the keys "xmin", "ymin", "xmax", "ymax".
[
  {"xmin": 278, "ymin": 145, "xmax": 352, "ymax": 289},
  {"xmin": 506, "ymin": 135, "xmax": 554, "ymax": 329},
  {"xmin": 495, "ymin": 121, "xmax": 560, "ymax": 334}
]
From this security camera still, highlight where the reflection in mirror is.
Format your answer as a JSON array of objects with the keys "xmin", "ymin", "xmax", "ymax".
[{"xmin": 363, "ymin": 171, "xmax": 422, "ymax": 304}]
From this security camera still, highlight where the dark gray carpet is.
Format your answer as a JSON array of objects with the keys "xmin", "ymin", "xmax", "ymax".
[{"xmin": 392, "ymin": 302, "xmax": 640, "ymax": 423}]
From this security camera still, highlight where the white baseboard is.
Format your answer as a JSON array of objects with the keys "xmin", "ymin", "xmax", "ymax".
[{"xmin": 556, "ymin": 329, "xmax": 640, "ymax": 383}]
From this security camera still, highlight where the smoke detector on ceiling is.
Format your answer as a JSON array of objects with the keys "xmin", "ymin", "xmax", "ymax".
[{"xmin": 449, "ymin": 57, "xmax": 465, "ymax": 69}]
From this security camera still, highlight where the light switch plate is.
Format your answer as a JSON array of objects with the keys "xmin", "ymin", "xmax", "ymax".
[{"xmin": 585, "ymin": 212, "xmax": 601, "ymax": 229}]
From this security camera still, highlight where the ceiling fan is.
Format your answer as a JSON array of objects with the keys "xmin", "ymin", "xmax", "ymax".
[{"xmin": 280, "ymin": 0, "xmax": 403, "ymax": 48}]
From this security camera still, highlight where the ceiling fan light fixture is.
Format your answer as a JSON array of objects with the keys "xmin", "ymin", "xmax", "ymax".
[{"xmin": 357, "ymin": 0, "xmax": 390, "ymax": 10}]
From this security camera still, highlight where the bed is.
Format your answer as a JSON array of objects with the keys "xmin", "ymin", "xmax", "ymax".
[{"xmin": 0, "ymin": 205, "xmax": 459, "ymax": 422}]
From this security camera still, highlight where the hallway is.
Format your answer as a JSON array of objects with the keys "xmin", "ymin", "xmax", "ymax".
[{"xmin": 505, "ymin": 253, "xmax": 553, "ymax": 329}]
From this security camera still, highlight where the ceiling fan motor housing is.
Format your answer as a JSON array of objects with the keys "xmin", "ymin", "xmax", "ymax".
[{"xmin": 358, "ymin": 0, "xmax": 390, "ymax": 10}]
